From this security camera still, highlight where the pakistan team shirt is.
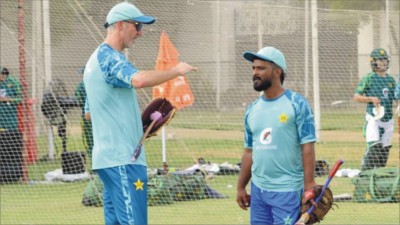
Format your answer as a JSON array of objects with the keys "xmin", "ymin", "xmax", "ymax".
[
  {"xmin": 244, "ymin": 89, "xmax": 316, "ymax": 192},
  {"xmin": 355, "ymin": 72, "xmax": 398, "ymax": 122},
  {"xmin": 0, "ymin": 76, "xmax": 22, "ymax": 130}
]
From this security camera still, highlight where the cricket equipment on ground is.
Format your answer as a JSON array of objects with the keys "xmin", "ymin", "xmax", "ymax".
[
  {"xmin": 40, "ymin": 78, "xmax": 80, "ymax": 153},
  {"xmin": 41, "ymin": 79, "xmax": 79, "ymax": 127},
  {"xmin": 369, "ymin": 48, "xmax": 390, "ymax": 70},
  {"xmin": 351, "ymin": 167, "xmax": 400, "ymax": 203},
  {"xmin": 0, "ymin": 130, "xmax": 23, "ymax": 183},
  {"xmin": 142, "ymin": 97, "xmax": 176, "ymax": 138},
  {"xmin": 296, "ymin": 159, "xmax": 344, "ymax": 225},
  {"xmin": 40, "ymin": 79, "xmax": 84, "ymax": 173},
  {"xmin": 315, "ymin": 160, "xmax": 330, "ymax": 177},
  {"xmin": 82, "ymin": 175, "xmax": 103, "ymax": 207}
]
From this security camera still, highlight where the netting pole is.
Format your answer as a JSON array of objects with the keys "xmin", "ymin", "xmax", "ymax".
[
  {"xmin": 18, "ymin": 0, "xmax": 29, "ymax": 183},
  {"xmin": 304, "ymin": 0, "xmax": 310, "ymax": 98},
  {"xmin": 257, "ymin": 4, "xmax": 263, "ymax": 50},
  {"xmin": 385, "ymin": 0, "xmax": 390, "ymax": 52},
  {"xmin": 215, "ymin": 1, "xmax": 221, "ymax": 110},
  {"xmin": 311, "ymin": 0, "xmax": 321, "ymax": 142},
  {"xmin": 43, "ymin": 0, "xmax": 55, "ymax": 160},
  {"xmin": 257, "ymin": 4, "xmax": 263, "ymax": 98}
]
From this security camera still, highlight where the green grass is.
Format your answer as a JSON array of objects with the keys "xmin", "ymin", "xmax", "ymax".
[
  {"xmin": 172, "ymin": 110, "xmax": 368, "ymax": 131},
  {"xmin": 1, "ymin": 174, "xmax": 399, "ymax": 224},
  {"xmin": 321, "ymin": 112, "xmax": 365, "ymax": 131},
  {"xmin": 1, "ymin": 110, "xmax": 399, "ymax": 224},
  {"xmin": 1, "ymin": 182, "xmax": 103, "ymax": 224}
]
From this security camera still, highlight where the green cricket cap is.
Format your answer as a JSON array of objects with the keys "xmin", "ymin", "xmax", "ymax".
[{"xmin": 370, "ymin": 48, "xmax": 389, "ymax": 61}]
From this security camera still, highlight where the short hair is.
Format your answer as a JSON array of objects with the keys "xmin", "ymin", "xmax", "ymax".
[
  {"xmin": 271, "ymin": 63, "xmax": 285, "ymax": 84},
  {"xmin": 107, "ymin": 23, "xmax": 117, "ymax": 32},
  {"xmin": 280, "ymin": 72, "xmax": 285, "ymax": 84},
  {"xmin": 1, "ymin": 67, "xmax": 9, "ymax": 75}
]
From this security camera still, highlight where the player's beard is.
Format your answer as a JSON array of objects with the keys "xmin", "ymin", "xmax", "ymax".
[{"xmin": 253, "ymin": 76, "xmax": 272, "ymax": 92}]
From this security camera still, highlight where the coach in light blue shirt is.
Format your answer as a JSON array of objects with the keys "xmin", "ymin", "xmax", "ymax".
[
  {"xmin": 83, "ymin": 2, "xmax": 196, "ymax": 224},
  {"xmin": 236, "ymin": 46, "xmax": 318, "ymax": 225}
]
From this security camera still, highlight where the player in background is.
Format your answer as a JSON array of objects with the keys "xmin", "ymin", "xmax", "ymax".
[
  {"xmin": 74, "ymin": 66, "xmax": 93, "ymax": 160},
  {"xmin": 236, "ymin": 46, "xmax": 318, "ymax": 225},
  {"xmin": 0, "ymin": 67, "xmax": 22, "ymax": 133},
  {"xmin": 0, "ymin": 67, "xmax": 23, "ymax": 182},
  {"xmin": 354, "ymin": 48, "xmax": 399, "ymax": 171},
  {"xmin": 84, "ymin": 2, "xmax": 196, "ymax": 224}
]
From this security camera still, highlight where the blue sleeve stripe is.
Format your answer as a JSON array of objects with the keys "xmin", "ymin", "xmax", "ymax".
[
  {"xmin": 288, "ymin": 91, "xmax": 316, "ymax": 143},
  {"xmin": 98, "ymin": 44, "xmax": 138, "ymax": 88}
]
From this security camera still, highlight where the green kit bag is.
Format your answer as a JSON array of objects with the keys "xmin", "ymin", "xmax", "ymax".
[
  {"xmin": 352, "ymin": 167, "xmax": 400, "ymax": 203},
  {"xmin": 147, "ymin": 174, "xmax": 207, "ymax": 205},
  {"xmin": 82, "ymin": 175, "xmax": 104, "ymax": 207},
  {"xmin": 147, "ymin": 175, "xmax": 174, "ymax": 206},
  {"xmin": 170, "ymin": 174, "xmax": 207, "ymax": 201}
]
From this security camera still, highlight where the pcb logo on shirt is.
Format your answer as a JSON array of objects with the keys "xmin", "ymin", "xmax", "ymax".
[
  {"xmin": 259, "ymin": 128, "xmax": 272, "ymax": 145},
  {"xmin": 382, "ymin": 88, "xmax": 389, "ymax": 99}
]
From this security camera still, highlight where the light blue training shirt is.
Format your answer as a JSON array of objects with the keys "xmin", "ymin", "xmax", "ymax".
[
  {"xmin": 244, "ymin": 89, "xmax": 316, "ymax": 192},
  {"xmin": 84, "ymin": 43, "xmax": 146, "ymax": 170}
]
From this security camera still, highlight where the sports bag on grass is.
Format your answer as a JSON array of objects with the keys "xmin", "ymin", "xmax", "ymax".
[
  {"xmin": 351, "ymin": 167, "xmax": 400, "ymax": 203},
  {"xmin": 82, "ymin": 175, "xmax": 104, "ymax": 207},
  {"xmin": 170, "ymin": 174, "xmax": 207, "ymax": 201},
  {"xmin": 147, "ymin": 175, "xmax": 174, "ymax": 206},
  {"xmin": 147, "ymin": 174, "xmax": 207, "ymax": 205}
]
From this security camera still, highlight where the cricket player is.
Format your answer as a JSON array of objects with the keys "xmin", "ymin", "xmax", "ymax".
[{"xmin": 354, "ymin": 48, "xmax": 399, "ymax": 171}]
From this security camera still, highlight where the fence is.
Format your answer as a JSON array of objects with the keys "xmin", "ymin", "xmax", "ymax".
[{"xmin": 1, "ymin": 0, "xmax": 399, "ymax": 224}]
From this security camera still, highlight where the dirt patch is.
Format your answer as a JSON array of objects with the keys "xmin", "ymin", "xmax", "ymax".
[
  {"xmin": 67, "ymin": 125, "xmax": 399, "ymax": 144},
  {"xmin": 320, "ymin": 130, "xmax": 363, "ymax": 142},
  {"xmin": 167, "ymin": 128, "xmax": 398, "ymax": 144},
  {"xmin": 167, "ymin": 128, "xmax": 242, "ymax": 140}
]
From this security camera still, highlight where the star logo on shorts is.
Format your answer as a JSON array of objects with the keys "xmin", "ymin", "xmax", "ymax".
[
  {"xmin": 284, "ymin": 216, "xmax": 292, "ymax": 225},
  {"xmin": 133, "ymin": 178, "xmax": 144, "ymax": 191}
]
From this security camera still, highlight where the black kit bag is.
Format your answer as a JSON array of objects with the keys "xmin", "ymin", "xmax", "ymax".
[
  {"xmin": 315, "ymin": 160, "xmax": 330, "ymax": 177},
  {"xmin": 61, "ymin": 151, "xmax": 86, "ymax": 174},
  {"xmin": 0, "ymin": 130, "xmax": 23, "ymax": 183}
]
